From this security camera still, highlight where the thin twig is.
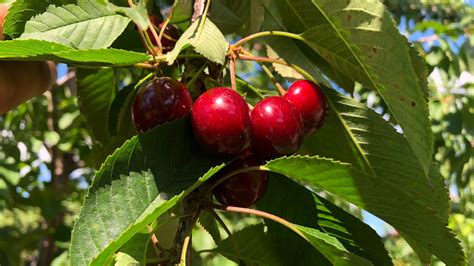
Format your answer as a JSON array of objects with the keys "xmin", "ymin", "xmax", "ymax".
[
  {"xmin": 134, "ymin": 62, "xmax": 156, "ymax": 69},
  {"xmin": 230, "ymin": 58, "xmax": 237, "ymax": 91},
  {"xmin": 192, "ymin": 0, "xmax": 206, "ymax": 22},
  {"xmin": 232, "ymin": 31, "xmax": 305, "ymax": 48},
  {"xmin": 208, "ymin": 209, "xmax": 241, "ymax": 260},
  {"xmin": 147, "ymin": 225, "xmax": 164, "ymax": 258},
  {"xmin": 210, "ymin": 203, "xmax": 310, "ymax": 243},
  {"xmin": 56, "ymin": 71, "xmax": 76, "ymax": 86},
  {"xmin": 179, "ymin": 234, "xmax": 192, "ymax": 265}
]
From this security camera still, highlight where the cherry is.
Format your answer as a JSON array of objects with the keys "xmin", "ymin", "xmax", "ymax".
[
  {"xmin": 250, "ymin": 96, "xmax": 304, "ymax": 160},
  {"xmin": 212, "ymin": 151, "xmax": 268, "ymax": 207},
  {"xmin": 284, "ymin": 80, "xmax": 328, "ymax": 135},
  {"xmin": 191, "ymin": 88, "xmax": 251, "ymax": 156},
  {"xmin": 131, "ymin": 77, "xmax": 192, "ymax": 132},
  {"xmin": 149, "ymin": 15, "xmax": 181, "ymax": 53}
]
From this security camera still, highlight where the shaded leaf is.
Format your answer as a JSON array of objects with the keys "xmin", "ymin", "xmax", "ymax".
[
  {"xmin": 70, "ymin": 118, "xmax": 225, "ymax": 265},
  {"xmin": 115, "ymin": 233, "xmax": 150, "ymax": 266},
  {"xmin": 296, "ymin": 225, "xmax": 372, "ymax": 266},
  {"xmin": 198, "ymin": 211, "xmax": 222, "ymax": 245},
  {"xmin": 77, "ymin": 68, "xmax": 116, "ymax": 144},
  {"xmin": 215, "ymin": 224, "xmax": 281, "ymax": 265},
  {"xmin": 265, "ymin": 156, "xmax": 464, "ymax": 265},
  {"xmin": 257, "ymin": 174, "xmax": 391, "ymax": 265}
]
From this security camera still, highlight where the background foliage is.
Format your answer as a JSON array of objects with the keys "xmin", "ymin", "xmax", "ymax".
[{"xmin": 0, "ymin": 0, "xmax": 472, "ymax": 265}]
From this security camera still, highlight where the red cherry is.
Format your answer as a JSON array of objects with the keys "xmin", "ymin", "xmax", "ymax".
[
  {"xmin": 250, "ymin": 96, "xmax": 304, "ymax": 160},
  {"xmin": 284, "ymin": 80, "xmax": 328, "ymax": 135},
  {"xmin": 191, "ymin": 88, "xmax": 251, "ymax": 156},
  {"xmin": 131, "ymin": 77, "xmax": 192, "ymax": 132},
  {"xmin": 149, "ymin": 15, "xmax": 181, "ymax": 53},
  {"xmin": 213, "ymin": 151, "xmax": 268, "ymax": 207}
]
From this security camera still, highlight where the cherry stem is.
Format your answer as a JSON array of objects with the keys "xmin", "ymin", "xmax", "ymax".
[
  {"xmin": 147, "ymin": 225, "xmax": 165, "ymax": 257},
  {"xmin": 210, "ymin": 203, "xmax": 310, "ymax": 244},
  {"xmin": 186, "ymin": 63, "xmax": 207, "ymax": 88},
  {"xmin": 157, "ymin": 18, "xmax": 169, "ymax": 52},
  {"xmin": 135, "ymin": 72, "xmax": 154, "ymax": 88},
  {"xmin": 138, "ymin": 30, "xmax": 157, "ymax": 57},
  {"xmin": 238, "ymin": 49, "xmax": 286, "ymax": 95},
  {"xmin": 197, "ymin": 0, "xmax": 212, "ymax": 39},
  {"xmin": 229, "ymin": 58, "xmax": 237, "ymax": 91},
  {"xmin": 180, "ymin": 233, "xmax": 192, "ymax": 265},
  {"xmin": 147, "ymin": 17, "xmax": 162, "ymax": 54},
  {"xmin": 153, "ymin": 54, "xmax": 204, "ymax": 62},
  {"xmin": 238, "ymin": 55, "xmax": 315, "ymax": 82},
  {"xmin": 260, "ymin": 65, "xmax": 286, "ymax": 96},
  {"xmin": 207, "ymin": 209, "xmax": 242, "ymax": 260},
  {"xmin": 233, "ymin": 31, "xmax": 305, "ymax": 48},
  {"xmin": 179, "ymin": 211, "xmax": 199, "ymax": 266},
  {"xmin": 235, "ymin": 78, "xmax": 264, "ymax": 100}
]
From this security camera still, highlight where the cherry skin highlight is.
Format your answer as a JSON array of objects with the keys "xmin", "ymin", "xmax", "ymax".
[
  {"xmin": 250, "ymin": 96, "xmax": 304, "ymax": 160},
  {"xmin": 213, "ymin": 151, "xmax": 268, "ymax": 207},
  {"xmin": 131, "ymin": 77, "xmax": 192, "ymax": 132},
  {"xmin": 191, "ymin": 88, "xmax": 251, "ymax": 156},
  {"xmin": 284, "ymin": 80, "xmax": 328, "ymax": 135}
]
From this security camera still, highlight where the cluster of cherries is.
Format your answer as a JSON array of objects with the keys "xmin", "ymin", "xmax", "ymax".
[
  {"xmin": 131, "ymin": 16, "xmax": 328, "ymax": 208},
  {"xmin": 131, "ymin": 77, "xmax": 327, "ymax": 207}
]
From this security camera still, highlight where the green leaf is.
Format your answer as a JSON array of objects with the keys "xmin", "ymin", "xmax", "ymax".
[
  {"xmin": 0, "ymin": 40, "xmax": 149, "ymax": 66},
  {"xmin": 110, "ymin": 1, "xmax": 148, "ymax": 30},
  {"xmin": 303, "ymin": 90, "xmax": 449, "ymax": 223},
  {"xmin": 107, "ymin": 85, "xmax": 135, "ymax": 137},
  {"xmin": 257, "ymin": 174, "xmax": 391, "ymax": 265},
  {"xmin": 115, "ymin": 233, "xmax": 150, "ymax": 266},
  {"xmin": 275, "ymin": 0, "xmax": 433, "ymax": 174},
  {"xmin": 209, "ymin": 1, "xmax": 242, "ymax": 34},
  {"xmin": 2, "ymin": 0, "xmax": 75, "ymax": 38},
  {"xmin": 215, "ymin": 0, "xmax": 265, "ymax": 35},
  {"xmin": 215, "ymin": 224, "xmax": 282, "ymax": 265},
  {"xmin": 55, "ymin": 48, "xmax": 149, "ymax": 66},
  {"xmin": 265, "ymin": 156, "xmax": 464, "ymax": 265},
  {"xmin": 198, "ymin": 211, "xmax": 222, "ymax": 245},
  {"xmin": 261, "ymin": 0, "xmax": 354, "ymax": 91},
  {"xmin": 295, "ymin": 225, "xmax": 371, "ymax": 266},
  {"xmin": 77, "ymin": 68, "xmax": 116, "ymax": 144},
  {"xmin": 0, "ymin": 39, "xmax": 72, "ymax": 59},
  {"xmin": 19, "ymin": 0, "xmax": 131, "ymax": 49},
  {"xmin": 70, "ymin": 118, "xmax": 225, "ymax": 265},
  {"xmin": 166, "ymin": 17, "xmax": 228, "ymax": 65},
  {"xmin": 170, "ymin": 0, "xmax": 193, "ymax": 29}
]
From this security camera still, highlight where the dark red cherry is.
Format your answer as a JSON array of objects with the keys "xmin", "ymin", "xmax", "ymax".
[
  {"xmin": 250, "ymin": 96, "xmax": 304, "ymax": 160},
  {"xmin": 213, "ymin": 151, "xmax": 268, "ymax": 207},
  {"xmin": 191, "ymin": 88, "xmax": 251, "ymax": 156},
  {"xmin": 149, "ymin": 15, "xmax": 181, "ymax": 53},
  {"xmin": 284, "ymin": 80, "xmax": 328, "ymax": 135},
  {"xmin": 131, "ymin": 77, "xmax": 192, "ymax": 132}
]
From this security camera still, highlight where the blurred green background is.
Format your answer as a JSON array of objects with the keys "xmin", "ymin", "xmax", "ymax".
[{"xmin": 0, "ymin": 0, "xmax": 473, "ymax": 265}]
